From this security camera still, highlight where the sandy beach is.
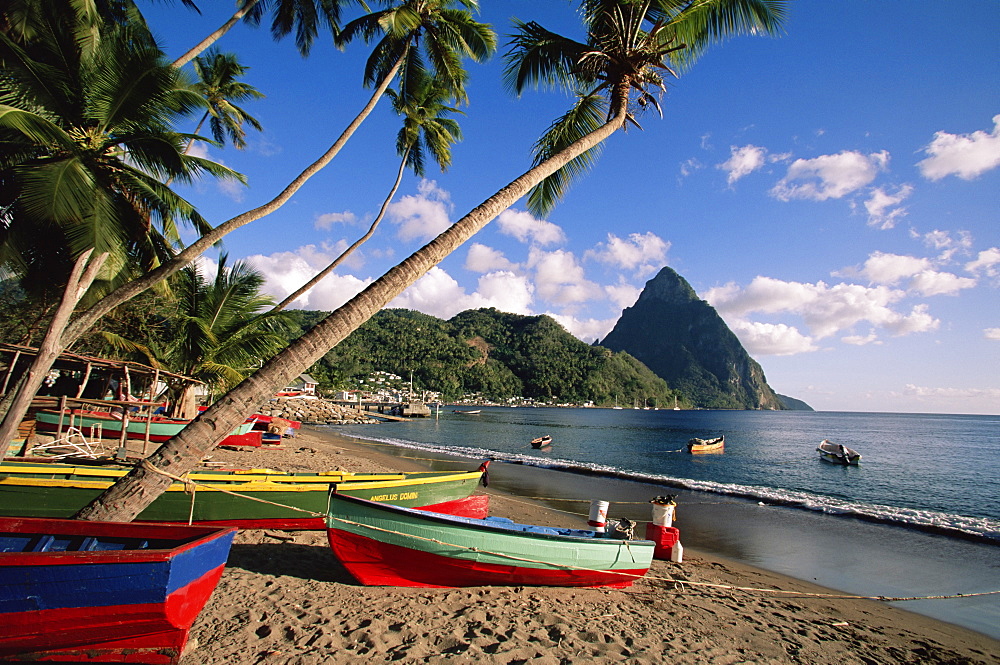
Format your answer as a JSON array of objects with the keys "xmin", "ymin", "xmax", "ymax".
[{"xmin": 177, "ymin": 426, "xmax": 999, "ymax": 664}]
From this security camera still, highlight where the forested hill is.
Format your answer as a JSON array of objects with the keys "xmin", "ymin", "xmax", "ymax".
[{"xmin": 283, "ymin": 308, "xmax": 678, "ymax": 407}]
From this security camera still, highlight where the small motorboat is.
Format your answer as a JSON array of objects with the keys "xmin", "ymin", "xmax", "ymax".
[
  {"xmin": 530, "ymin": 435, "xmax": 553, "ymax": 449},
  {"xmin": 817, "ymin": 439, "xmax": 861, "ymax": 465},
  {"xmin": 453, "ymin": 409, "xmax": 481, "ymax": 414},
  {"xmin": 326, "ymin": 493, "xmax": 654, "ymax": 588},
  {"xmin": 687, "ymin": 435, "xmax": 724, "ymax": 454}
]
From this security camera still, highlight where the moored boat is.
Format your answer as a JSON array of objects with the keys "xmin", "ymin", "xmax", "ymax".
[
  {"xmin": 326, "ymin": 493, "xmax": 655, "ymax": 588},
  {"xmin": 34, "ymin": 408, "xmax": 255, "ymax": 444},
  {"xmin": 0, "ymin": 462, "xmax": 489, "ymax": 529},
  {"xmin": 687, "ymin": 435, "xmax": 724, "ymax": 454},
  {"xmin": 817, "ymin": 439, "xmax": 861, "ymax": 465},
  {"xmin": 530, "ymin": 435, "xmax": 553, "ymax": 449},
  {"xmin": 0, "ymin": 516, "xmax": 235, "ymax": 664}
]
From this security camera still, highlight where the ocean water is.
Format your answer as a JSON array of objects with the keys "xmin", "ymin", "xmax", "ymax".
[
  {"xmin": 330, "ymin": 408, "xmax": 1000, "ymax": 543},
  {"xmin": 326, "ymin": 408, "xmax": 1000, "ymax": 638}
]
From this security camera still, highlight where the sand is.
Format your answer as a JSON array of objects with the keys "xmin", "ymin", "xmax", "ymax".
[{"xmin": 177, "ymin": 427, "xmax": 1000, "ymax": 665}]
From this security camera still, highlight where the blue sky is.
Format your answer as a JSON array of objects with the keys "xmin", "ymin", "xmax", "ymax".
[{"xmin": 148, "ymin": 1, "xmax": 999, "ymax": 415}]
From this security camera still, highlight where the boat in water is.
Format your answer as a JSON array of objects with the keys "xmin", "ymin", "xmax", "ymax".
[
  {"xmin": 687, "ymin": 435, "xmax": 724, "ymax": 454},
  {"xmin": 817, "ymin": 439, "xmax": 861, "ymax": 465},
  {"xmin": 530, "ymin": 435, "xmax": 553, "ymax": 449},
  {"xmin": 0, "ymin": 462, "xmax": 489, "ymax": 529},
  {"xmin": 0, "ymin": 516, "xmax": 235, "ymax": 664},
  {"xmin": 326, "ymin": 493, "xmax": 654, "ymax": 588},
  {"xmin": 34, "ymin": 408, "xmax": 255, "ymax": 444}
]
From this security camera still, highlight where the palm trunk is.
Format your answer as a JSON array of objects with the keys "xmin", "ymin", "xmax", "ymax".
[
  {"xmin": 0, "ymin": 52, "xmax": 409, "ymax": 443},
  {"xmin": 74, "ymin": 107, "xmax": 628, "ymax": 522},
  {"xmin": 172, "ymin": 0, "xmax": 262, "ymax": 69},
  {"xmin": 0, "ymin": 250, "xmax": 108, "ymax": 456},
  {"xmin": 274, "ymin": 148, "xmax": 410, "ymax": 311}
]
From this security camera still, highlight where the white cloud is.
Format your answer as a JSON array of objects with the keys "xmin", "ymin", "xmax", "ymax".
[
  {"xmin": 496, "ymin": 209, "xmax": 565, "ymax": 245},
  {"xmin": 729, "ymin": 319, "xmax": 819, "ymax": 356},
  {"xmin": 705, "ymin": 275, "xmax": 938, "ymax": 341},
  {"xmin": 547, "ymin": 314, "xmax": 619, "ymax": 344},
  {"xmin": 315, "ymin": 211, "xmax": 357, "ymax": 230},
  {"xmin": 248, "ymin": 246, "xmax": 369, "ymax": 310},
  {"xmin": 908, "ymin": 270, "xmax": 976, "ymax": 297},
  {"xmin": 770, "ymin": 150, "xmax": 889, "ymax": 201},
  {"xmin": 859, "ymin": 252, "xmax": 931, "ymax": 285},
  {"xmin": 387, "ymin": 267, "xmax": 534, "ymax": 319},
  {"xmin": 921, "ymin": 229, "xmax": 973, "ymax": 262},
  {"xmin": 464, "ymin": 243, "xmax": 515, "ymax": 273},
  {"xmin": 679, "ymin": 157, "xmax": 703, "ymax": 178},
  {"xmin": 387, "ymin": 179, "xmax": 452, "ymax": 241},
  {"xmin": 585, "ymin": 232, "xmax": 669, "ymax": 276},
  {"xmin": 528, "ymin": 248, "xmax": 603, "ymax": 307},
  {"xmin": 965, "ymin": 247, "xmax": 1000, "ymax": 277},
  {"xmin": 717, "ymin": 144, "xmax": 768, "ymax": 185},
  {"xmin": 604, "ymin": 282, "xmax": 641, "ymax": 311},
  {"xmin": 984, "ymin": 327, "xmax": 1000, "ymax": 341},
  {"xmin": 917, "ymin": 114, "xmax": 1000, "ymax": 181},
  {"xmin": 864, "ymin": 184, "xmax": 913, "ymax": 230},
  {"xmin": 841, "ymin": 331, "xmax": 881, "ymax": 346}
]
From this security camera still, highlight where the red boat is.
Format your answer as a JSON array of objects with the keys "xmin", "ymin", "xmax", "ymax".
[{"xmin": 0, "ymin": 517, "xmax": 235, "ymax": 663}]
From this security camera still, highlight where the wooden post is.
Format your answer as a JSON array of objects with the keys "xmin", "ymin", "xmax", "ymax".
[
  {"xmin": 76, "ymin": 362, "xmax": 92, "ymax": 399},
  {"xmin": 142, "ymin": 369, "xmax": 159, "ymax": 455},
  {"xmin": 116, "ymin": 368, "xmax": 131, "ymax": 460},
  {"xmin": 1, "ymin": 351, "xmax": 21, "ymax": 396}
]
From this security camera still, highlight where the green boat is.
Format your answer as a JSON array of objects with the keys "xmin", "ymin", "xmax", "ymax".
[
  {"xmin": 326, "ymin": 493, "xmax": 655, "ymax": 588},
  {"xmin": 0, "ymin": 462, "xmax": 488, "ymax": 529},
  {"xmin": 34, "ymin": 408, "xmax": 255, "ymax": 444}
]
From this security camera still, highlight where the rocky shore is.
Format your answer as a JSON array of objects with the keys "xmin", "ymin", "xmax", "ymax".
[{"xmin": 256, "ymin": 396, "xmax": 381, "ymax": 425}]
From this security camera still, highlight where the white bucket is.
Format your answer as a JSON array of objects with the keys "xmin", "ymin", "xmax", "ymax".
[
  {"xmin": 670, "ymin": 541, "xmax": 684, "ymax": 563},
  {"xmin": 588, "ymin": 500, "xmax": 609, "ymax": 533},
  {"xmin": 651, "ymin": 503, "xmax": 674, "ymax": 527}
]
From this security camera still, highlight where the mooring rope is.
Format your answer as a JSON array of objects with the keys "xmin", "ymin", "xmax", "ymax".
[{"xmin": 138, "ymin": 460, "xmax": 1000, "ymax": 603}]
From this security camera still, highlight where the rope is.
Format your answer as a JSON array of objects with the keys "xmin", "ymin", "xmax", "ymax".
[
  {"xmin": 140, "ymin": 459, "xmax": 327, "ymax": 519},
  {"xmin": 138, "ymin": 460, "xmax": 1000, "ymax": 604}
]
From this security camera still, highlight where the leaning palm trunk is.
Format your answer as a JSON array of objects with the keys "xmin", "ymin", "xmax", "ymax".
[
  {"xmin": 0, "ymin": 250, "xmax": 108, "ymax": 457},
  {"xmin": 172, "ymin": 0, "xmax": 262, "ymax": 69},
  {"xmin": 274, "ymin": 147, "xmax": 410, "ymax": 311},
  {"xmin": 74, "ymin": 106, "xmax": 628, "ymax": 522},
  {"xmin": 0, "ymin": 52, "xmax": 406, "ymax": 444}
]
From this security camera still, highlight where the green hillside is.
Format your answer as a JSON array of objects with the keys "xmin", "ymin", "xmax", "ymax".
[{"xmin": 285, "ymin": 308, "xmax": 678, "ymax": 407}]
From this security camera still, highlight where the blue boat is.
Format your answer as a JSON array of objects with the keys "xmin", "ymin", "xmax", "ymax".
[{"xmin": 0, "ymin": 516, "xmax": 235, "ymax": 663}]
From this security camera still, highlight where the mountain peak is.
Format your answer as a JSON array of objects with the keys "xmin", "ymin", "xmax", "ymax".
[{"xmin": 636, "ymin": 266, "xmax": 700, "ymax": 306}]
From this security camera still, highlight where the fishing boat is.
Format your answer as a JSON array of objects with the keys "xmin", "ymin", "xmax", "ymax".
[
  {"xmin": 326, "ymin": 493, "xmax": 655, "ymax": 588},
  {"xmin": 687, "ymin": 435, "xmax": 724, "ymax": 454},
  {"xmin": 452, "ymin": 409, "xmax": 481, "ymax": 414},
  {"xmin": 0, "ymin": 462, "xmax": 489, "ymax": 529},
  {"xmin": 530, "ymin": 435, "xmax": 553, "ymax": 449},
  {"xmin": 817, "ymin": 439, "xmax": 861, "ymax": 465},
  {"xmin": 34, "ymin": 408, "xmax": 256, "ymax": 444},
  {"xmin": 0, "ymin": 516, "xmax": 235, "ymax": 664}
]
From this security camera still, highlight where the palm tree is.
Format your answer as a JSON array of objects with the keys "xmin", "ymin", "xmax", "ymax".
[
  {"xmin": 74, "ymin": 0, "xmax": 786, "ymax": 522},
  {"xmin": 188, "ymin": 49, "xmax": 264, "ymax": 152},
  {"xmin": 0, "ymin": 1, "xmax": 243, "ymax": 446},
  {"xmin": 274, "ymin": 72, "xmax": 463, "ymax": 310},
  {"xmin": 0, "ymin": 0, "xmax": 492, "ymax": 455},
  {"xmin": 59, "ymin": 0, "xmax": 495, "ymax": 364},
  {"xmin": 172, "ymin": 0, "xmax": 349, "ymax": 68},
  {"xmin": 102, "ymin": 255, "xmax": 293, "ymax": 419}
]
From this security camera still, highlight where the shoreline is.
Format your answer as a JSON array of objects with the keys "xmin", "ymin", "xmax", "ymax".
[{"xmin": 180, "ymin": 426, "xmax": 1000, "ymax": 664}]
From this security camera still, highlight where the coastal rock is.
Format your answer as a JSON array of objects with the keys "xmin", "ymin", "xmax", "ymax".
[
  {"xmin": 600, "ymin": 266, "xmax": 784, "ymax": 410},
  {"xmin": 257, "ymin": 397, "xmax": 379, "ymax": 425}
]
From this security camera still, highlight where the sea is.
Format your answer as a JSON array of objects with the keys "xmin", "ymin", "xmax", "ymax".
[{"xmin": 324, "ymin": 408, "xmax": 1000, "ymax": 639}]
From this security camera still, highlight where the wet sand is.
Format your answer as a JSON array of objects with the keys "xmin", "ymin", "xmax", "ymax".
[{"xmin": 178, "ymin": 426, "xmax": 1000, "ymax": 664}]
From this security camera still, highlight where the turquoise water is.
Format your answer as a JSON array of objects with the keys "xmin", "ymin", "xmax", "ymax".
[{"xmin": 330, "ymin": 408, "xmax": 1000, "ymax": 542}]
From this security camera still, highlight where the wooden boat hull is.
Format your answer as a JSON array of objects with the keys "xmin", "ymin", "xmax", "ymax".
[
  {"xmin": 687, "ymin": 436, "xmax": 724, "ymax": 454},
  {"xmin": 34, "ymin": 409, "xmax": 255, "ymax": 444},
  {"xmin": 326, "ymin": 494, "xmax": 654, "ymax": 589},
  {"xmin": 0, "ymin": 464, "xmax": 485, "ymax": 529},
  {"xmin": 0, "ymin": 517, "xmax": 235, "ymax": 663}
]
